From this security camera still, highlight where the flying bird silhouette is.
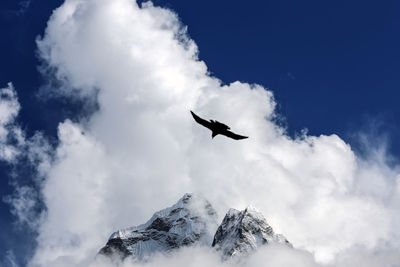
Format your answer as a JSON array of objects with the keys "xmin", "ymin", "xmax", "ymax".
[{"xmin": 190, "ymin": 110, "xmax": 248, "ymax": 140}]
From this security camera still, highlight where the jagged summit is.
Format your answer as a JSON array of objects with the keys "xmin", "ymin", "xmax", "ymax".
[
  {"xmin": 212, "ymin": 206, "xmax": 291, "ymax": 259},
  {"xmin": 99, "ymin": 193, "xmax": 218, "ymax": 261},
  {"xmin": 99, "ymin": 194, "xmax": 291, "ymax": 262}
]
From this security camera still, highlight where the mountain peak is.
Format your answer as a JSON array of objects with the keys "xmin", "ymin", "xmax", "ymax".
[
  {"xmin": 99, "ymin": 195, "xmax": 290, "ymax": 262},
  {"xmin": 99, "ymin": 193, "xmax": 218, "ymax": 261},
  {"xmin": 212, "ymin": 206, "xmax": 291, "ymax": 259}
]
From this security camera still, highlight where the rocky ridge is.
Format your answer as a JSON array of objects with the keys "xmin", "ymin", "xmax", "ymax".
[
  {"xmin": 99, "ymin": 193, "xmax": 218, "ymax": 260},
  {"xmin": 212, "ymin": 206, "xmax": 291, "ymax": 259},
  {"xmin": 99, "ymin": 194, "xmax": 290, "ymax": 261}
]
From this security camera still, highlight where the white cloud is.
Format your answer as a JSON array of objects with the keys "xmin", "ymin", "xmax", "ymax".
[
  {"xmin": 0, "ymin": 83, "xmax": 22, "ymax": 162},
  {"xmin": 0, "ymin": 83, "xmax": 51, "ymax": 231},
  {"xmin": 0, "ymin": 122, "xmax": 49, "ymax": 238},
  {"xmin": 3, "ymin": 0, "xmax": 399, "ymax": 266}
]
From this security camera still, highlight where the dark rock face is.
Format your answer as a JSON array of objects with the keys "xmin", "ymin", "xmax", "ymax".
[
  {"xmin": 212, "ymin": 206, "xmax": 291, "ymax": 259},
  {"xmin": 99, "ymin": 237, "xmax": 131, "ymax": 257},
  {"xmin": 146, "ymin": 218, "xmax": 172, "ymax": 232},
  {"xmin": 99, "ymin": 193, "xmax": 218, "ymax": 261}
]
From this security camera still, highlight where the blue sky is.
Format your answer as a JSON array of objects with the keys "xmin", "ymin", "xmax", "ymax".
[
  {"xmin": 155, "ymin": 0, "xmax": 400, "ymax": 157},
  {"xmin": 1, "ymin": 0, "xmax": 400, "ymax": 266}
]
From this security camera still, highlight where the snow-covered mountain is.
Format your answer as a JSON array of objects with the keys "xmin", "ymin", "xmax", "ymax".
[
  {"xmin": 99, "ymin": 193, "xmax": 218, "ymax": 261},
  {"xmin": 212, "ymin": 206, "xmax": 291, "ymax": 259},
  {"xmin": 99, "ymin": 194, "xmax": 290, "ymax": 261}
]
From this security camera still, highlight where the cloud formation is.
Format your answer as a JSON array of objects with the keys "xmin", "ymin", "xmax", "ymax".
[
  {"xmin": 0, "ymin": 84, "xmax": 50, "ymax": 232},
  {"xmin": 0, "ymin": 83, "xmax": 23, "ymax": 162},
  {"xmin": 3, "ymin": 0, "xmax": 400, "ymax": 266}
]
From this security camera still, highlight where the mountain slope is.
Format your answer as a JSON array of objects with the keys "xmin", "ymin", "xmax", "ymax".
[
  {"xmin": 99, "ymin": 193, "xmax": 218, "ymax": 261},
  {"xmin": 212, "ymin": 206, "xmax": 291, "ymax": 259}
]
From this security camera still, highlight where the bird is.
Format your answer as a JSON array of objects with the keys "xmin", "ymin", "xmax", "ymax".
[{"xmin": 190, "ymin": 110, "xmax": 248, "ymax": 140}]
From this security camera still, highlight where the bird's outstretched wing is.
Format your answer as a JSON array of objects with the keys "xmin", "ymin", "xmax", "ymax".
[
  {"xmin": 222, "ymin": 130, "xmax": 248, "ymax": 140},
  {"xmin": 190, "ymin": 110, "xmax": 213, "ymax": 130}
]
